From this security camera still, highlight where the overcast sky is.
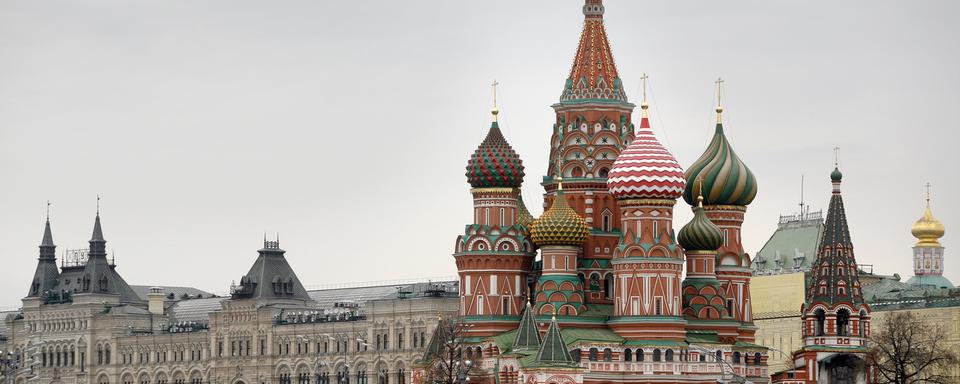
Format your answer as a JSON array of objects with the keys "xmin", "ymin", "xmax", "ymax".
[{"xmin": 1, "ymin": 0, "xmax": 958, "ymax": 308}]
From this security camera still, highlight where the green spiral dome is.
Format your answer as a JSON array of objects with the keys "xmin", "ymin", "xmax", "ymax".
[
  {"xmin": 530, "ymin": 190, "xmax": 590, "ymax": 246},
  {"xmin": 678, "ymin": 198, "xmax": 724, "ymax": 251},
  {"xmin": 683, "ymin": 122, "xmax": 757, "ymax": 206}
]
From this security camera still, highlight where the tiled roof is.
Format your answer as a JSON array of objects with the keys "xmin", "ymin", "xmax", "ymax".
[{"xmin": 129, "ymin": 285, "xmax": 214, "ymax": 301}]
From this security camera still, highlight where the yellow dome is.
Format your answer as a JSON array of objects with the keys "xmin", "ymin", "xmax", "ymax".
[{"xmin": 911, "ymin": 206, "xmax": 945, "ymax": 247}]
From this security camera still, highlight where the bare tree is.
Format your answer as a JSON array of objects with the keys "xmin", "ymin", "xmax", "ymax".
[
  {"xmin": 868, "ymin": 311, "xmax": 959, "ymax": 384},
  {"xmin": 419, "ymin": 316, "xmax": 479, "ymax": 384}
]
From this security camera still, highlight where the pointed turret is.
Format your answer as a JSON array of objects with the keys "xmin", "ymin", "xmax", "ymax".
[
  {"xmin": 561, "ymin": 0, "xmax": 625, "ymax": 102},
  {"xmin": 907, "ymin": 184, "xmax": 952, "ymax": 289},
  {"xmin": 805, "ymin": 164, "xmax": 864, "ymax": 306},
  {"xmin": 512, "ymin": 303, "xmax": 541, "ymax": 351},
  {"xmin": 27, "ymin": 216, "xmax": 60, "ymax": 298},
  {"xmin": 535, "ymin": 316, "xmax": 575, "ymax": 365},
  {"xmin": 78, "ymin": 207, "xmax": 143, "ymax": 304}
]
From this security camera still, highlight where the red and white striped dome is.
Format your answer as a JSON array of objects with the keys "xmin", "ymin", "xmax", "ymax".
[{"xmin": 607, "ymin": 112, "xmax": 686, "ymax": 200}]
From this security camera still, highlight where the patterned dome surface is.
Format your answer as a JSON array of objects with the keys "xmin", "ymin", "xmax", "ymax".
[
  {"xmin": 466, "ymin": 122, "xmax": 525, "ymax": 188},
  {"xmin": 607, "ymin": 115, "xmax": 686, "ymax": 199},
  {"xmin": 530, "ymin": 190, "xmax": 590, "ymax": 246},
  {"xmin": 517, "ymin": 193, "xmax": 535, "ymax": 228},
  {"xmin": 683, "ymin": 122, "xmax": 757, "ymax": 206},
  {"xmin": 678, "ymin": 198, "xmax": 724, "ymax": 251}
]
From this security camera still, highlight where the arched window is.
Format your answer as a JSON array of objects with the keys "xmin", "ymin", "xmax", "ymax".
[
  {"xmin": 623, "ymin": 349, "xmax": 632, "ymax": 362},
  {"xmin": 754, "ymin": 352, "xmax": 762, "ymax": 366},
  {"xmin": 665, "ymin": 349, "xmax": 674, "ymax": 362},
  {"xmin": 499, "ymin": 208, "xmax": 505, "ymax": 227},
  {"xmin": 732, "ymin": 351, "xmax": 741, "ymax": 364},
  {"xmin": 699, "ymin": 352, "xmax": 706, "ymax": 362},
  {"xmin": 598, "ymin": 167, "xmax": 609, "ymax": 178},
  {"xmin": 588, "ymin": 348, "xmax": 598, "ymax": 361},
  {"xmin": 715, "ymin": 350, "xmax": 723, "ymax": 362},
  {"xmin": 603, "ymin": 274, "xmax": 614, "ymax": 300},
  {"xmin": 815, "ymin": 309, "xmax": 826, "ymax": 336},
  {"xmin": 859, "ymin": 310, "xmax": 867, "ymax": 336},
  {"xmin": 571, "ymin": 167, "xmax": 584, "ymax": 178},
  {"xmin": 652, "ymin": 349, "xmax": 661, "ymax": 362},
  {"xmin": 636, "ymin": 349, "xmax": 644, "ymax": 361},
  {"xmin": 602, "ymin": 348, "xmax": 612, "ymax": 362},
  {"xmin": 396, "ymin": 369, "xmax": 405, "ymax": 384},
  {"xmin": 837, "ymin": 309, "xmax": 851, "ymax": 336}
]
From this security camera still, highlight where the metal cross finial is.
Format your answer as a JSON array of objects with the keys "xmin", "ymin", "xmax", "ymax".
[
  {"xmin": 833, "ymin": 147, "xmax": 840, "ymax": 167},
  {"xmin": 715, "ymin": 77, "xmax": 725, "ymax": 108},
  {"xmin": 640, "ymin": 73, "xmax": 649, "ymax": 104},
  {"xmin": 925, "ymin": 182, "xmax": 931, "ymax": 207},
  {"xmin": 96, "ymin": 194, "xmax": 101, "ymax": 215},
  {"xmin": 46, "ymin": 200, "xmax": 51, "ymax": 221},
  {"xmin": 556, "ymin": 150, "xmax": 564, "ymax": 190}
]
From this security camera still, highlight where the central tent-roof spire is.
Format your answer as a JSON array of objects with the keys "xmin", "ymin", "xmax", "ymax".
[{"xmin": 561, "ymin": 0, "xmax": 625, "ymax": 102}]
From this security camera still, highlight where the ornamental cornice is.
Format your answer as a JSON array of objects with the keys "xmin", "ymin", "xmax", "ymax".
[
  {"xmin": 617, "ymin": 199, "xmax": 677, "ymax": 208},
  {"xmin": 471, "ymin": 187, "xmax": 517, "ymax": 195},
  {"xmin": 702, "ymin": 205, "xmax": 747, "ymax": 212}
]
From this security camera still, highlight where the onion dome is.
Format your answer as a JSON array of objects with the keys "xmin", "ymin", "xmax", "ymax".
[
  {"xmin": 607, "ymin": 103, "xmax": 686, "ymax": 199},
  {"xmin": 517, "ymin": 193, "xmax": 535, "ymax": 228},
  {"xmin": 683, "ymin": 106, "xmax": 757, "ymax": 206},
  {"xmin": 912, "ymin": 204, "xmax": 945, "ymax": 247},
  {"xmin": 831, "ymin": 167, "xmax": 843, "ymax": 182},
  {"xmin": 466, "ymin": 110, "xmax": 525, "ymax": 188},
  {"xmin": 678, "ymin": 196, "xmax": 724, "ymax": 251},
  {"xmin": 530, "ymin": 184, "xmax": 590, "ymax": 246}
]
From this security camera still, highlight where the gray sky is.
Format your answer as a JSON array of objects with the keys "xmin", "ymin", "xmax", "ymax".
[{"xmin": 1, "ymin": 0, "xmax": 958, "ymax": 308}]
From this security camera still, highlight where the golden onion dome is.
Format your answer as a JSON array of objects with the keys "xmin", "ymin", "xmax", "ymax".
[
  {"xmin": 911, "ymin": 205, "xmax": 945, "ymax": 247},
  {"xmin": 530, "ymin": 185, "xmax": 589, "ymax": 247},
  {"xmin": 517, "ymin": 193, "xmax": 535, "ymax": 228}
]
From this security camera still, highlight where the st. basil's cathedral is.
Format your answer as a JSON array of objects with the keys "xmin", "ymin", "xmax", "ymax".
[{"xmin": 426, "ymin": 1, "xmax": 780, "ymax": 383}]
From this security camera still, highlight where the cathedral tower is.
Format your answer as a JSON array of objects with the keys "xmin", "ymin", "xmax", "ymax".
[
  {"xmin": 683, "ymin": 85, "xmax": 759, "ymax": 341},
  {"xmin": 456, "ymin": 108, "xmax": 536, "ymax": 335},
  {"xmin": 907, "ymin": 185, "xmax": 952, "ymax": 288},
  {"xmin": 546, "ymin": 0, "xmax": 636, "ymax": 305},
  {"xmin": 793, "ymin": 165, "xmax": 871, "ymax": 383},
  {"xmin": 530, "ymin": 178, "xmax": 590, "ymax": 315},
  {"xmin": 605, "ymin": 84, "xmax": 687, "ymax": 340}
]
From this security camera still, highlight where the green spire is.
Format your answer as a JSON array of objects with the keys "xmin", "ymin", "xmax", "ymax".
[
  {"xmin": 513, "ymin": 303, "xmax": 541, "ymax": 350},
  {"xmin": 535, "ymin": 315, "xmax": 574, "ymax": 365}
]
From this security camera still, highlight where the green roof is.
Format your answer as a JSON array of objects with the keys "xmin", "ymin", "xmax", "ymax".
[
  {"xmin": 535, "ymin": 318, "xmax": 576, "ymax": 365},
  {"xmin": 622, "ymin": 340, "xmax": 687, "ymax": 347},
  {"xmin": 560, "ymin": 328, "xmax": 623, "ymax": 345},
  {"xmin": 753, "ymin": 215, "xmax": 823, "ymax": 273}
]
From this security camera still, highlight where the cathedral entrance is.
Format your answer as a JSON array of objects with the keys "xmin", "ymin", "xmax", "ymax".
[{"xmin": 823, "ymin": 354, "xmax": 864, "ymax": 384}]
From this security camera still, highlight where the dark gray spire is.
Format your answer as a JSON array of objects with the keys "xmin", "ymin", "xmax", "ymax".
[
  {"xmin": 535, "ymin": 316, "xmax": 574, "ymax": 365},
  {"xmin": 513, "ymin": 303, "xmax": 541, "ymax": 351},
  {"xmin": 89, "ymin": 214, "xmax": 106, "ymax": 256},
  {"xmin": 78, "ymin": 212, "xmax": 143, "ymax": 304},
  {"xmin": 28, "ymin": 218, "xmax": 60, "ymax": 297},
  {"xmin": 41, "ymin": 220, "xmax": 54, "ymax": 247}
]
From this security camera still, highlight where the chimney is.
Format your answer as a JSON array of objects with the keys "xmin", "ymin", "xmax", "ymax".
[{"xmin": 148, "ymin": 287, "xmax": 166, "ymax": 315}]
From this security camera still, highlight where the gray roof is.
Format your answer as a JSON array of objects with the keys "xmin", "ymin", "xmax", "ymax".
[
  {"xmin": 231, "ymin": 241, "xmax": 311, "ymax": 302},
  {"xmin": 129, "ymin": 285, "xmax": 214, "ymax": 301},
  {"xmin": 168, "ymin": 297, "xmax": 226, "ymax": 323},
  {"xmin": 0, "ymin": 310, "xmax": 20, "ymax": 337},
  {"xmin": 753, "ymin": 212, "xmax": 823, "ymax": 274}
]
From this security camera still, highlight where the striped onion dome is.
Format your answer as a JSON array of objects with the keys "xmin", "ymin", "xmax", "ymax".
[
  {"xmin": 682, "ymin": 112, "xmax": 757, "ymax": 206},
  {"xmin": 466, "ymin": 120, "xmax": 525, "ymax": 188},
  {"xmin": 607, "ymin": 106, "xmax": 686, "ymax": 200},
  {"xmin": 530, "ymin": 188, "xmax": 590, "ymax": 246},
  {"xmin": 678, "ymin": 196, "xmax": 724, "ymax": 251}
]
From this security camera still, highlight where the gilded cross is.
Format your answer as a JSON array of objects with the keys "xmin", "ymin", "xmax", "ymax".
[{"xmin": 491, "ymin": 79, "xmax": 499, "ymax": 108}]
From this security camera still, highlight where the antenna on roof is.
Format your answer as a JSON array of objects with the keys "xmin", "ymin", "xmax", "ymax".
[{"xmin": 800, "ymin": 175, "xmax": 805, "ymax": 216}]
